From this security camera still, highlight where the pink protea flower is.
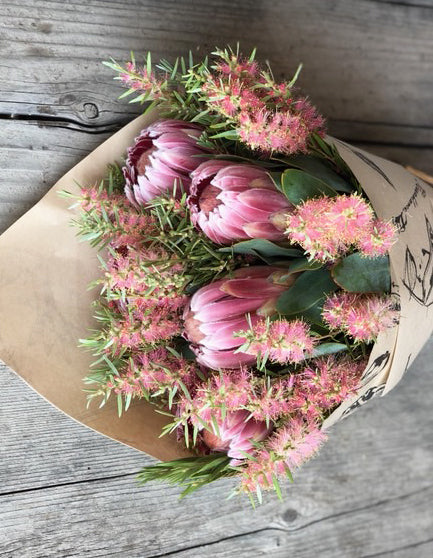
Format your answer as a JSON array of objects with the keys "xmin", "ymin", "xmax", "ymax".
[
  {"xmin": 183, "ymin": 266, "xmax": 293, "ymax": 369},
  {"xmin": 323, "ymin": 292, "xmax": 399, "ymax": 343},
  {"xmin": 187, "ymin": 160, "xmax": 292, "ymax": 244},
  {"xmin": 123, "ymin": 119, "xmax": 209, "ymax": 206},
  {"xmin": 237, "ymin": 318, "xmax": 316, "ymax": 365},
  {"xmin": 202, "ymin": 409, "xmax": 271, "ymax": 462}
]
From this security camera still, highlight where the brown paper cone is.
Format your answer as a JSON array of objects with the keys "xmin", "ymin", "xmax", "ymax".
[{"xmin": 0, "ymin": 113, "xmax": 432, "ymax": 452}]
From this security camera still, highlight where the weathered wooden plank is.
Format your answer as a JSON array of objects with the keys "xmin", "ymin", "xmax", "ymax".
[
  {"xmin": 0, "ymin": 364, "xmax": 153, "ymax": 494},
  {"xmin": 0, "ymin": 0, "xmax": 432, "ymax": 145},
  {"xmin": 0, "ymin": 338, "xmax": 432, "ymax": 556},
  {"xmin": 0, "ymin": 120, "xmax": 111, "ymax": 233}
]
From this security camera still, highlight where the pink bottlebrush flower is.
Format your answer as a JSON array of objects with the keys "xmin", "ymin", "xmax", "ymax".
[
  {"xmin": 110, "ymin": 348, "xmax": 200, "ymax": 399},
  {"xmin": 327, "ymin": 194, "xmax": 374, "ymax": 244},
  {"xmin": 246, "ymin": 378, "xmax": 294, "ymax": 423},
  {"xmin": 285, "ymin": 194, "xmax": 395, "ymax": 262},
  {"xmin": 356, "ymin": 219, "xmax": 398, "ymax": 257},
  {"xmin": 293, "ymin": 356, "xmax": 365, "ymax": 414},
  {"xmin": 202, "ymin": 409, "xmax": 271, "ymax": 463},
  {"xmin": 321, "ymin": 292, "xmax": 359, "ymax": 329},
  {"xmin": 123, "ymin": 119, "xmax": 209, "ymax": 206},
  {"xmin": 187, "ymin": 160, "xmax": 292, "ymax": 244},
  {"xmin": 78, "ymin": 185, "xmax": 157, "ymax": 248},
  {"xmin": 175, "ymin": 367, "xmax": 254, "ymax": 429},
  {"xmin": 266, "ymin": 416, "xmax": 327, "ymax": 469},
  {"xmin": 323, "ymin": 293, "xmax": 399, "ymax": 343},
  {"xmin": 238, "ymin": 416, "xmax": 327, "ymax": 494},
  {"xmin": 105, "ymin": 247, "xmax": 187, "ymax": 310},
  {"xmin": 238, "ymin": 110, "xmax": 315, "ymax": 156},
  {"xmin": 200, "ymin": 51, "xmax": 325, "ymax": 156},
  {"xmin": 109, "ymin": 309, "xmax": 182, "ymax": 353},
  {"xmin": 183, "ymin": 266, "xmax": 292, "ymax": 369},
  {"xmin": 238, "ymin": 318, "xmax": 316, "ymax": 365}
]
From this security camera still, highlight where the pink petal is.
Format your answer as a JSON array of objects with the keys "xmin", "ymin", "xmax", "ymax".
[
  {"xmin": 221, "ymin": 278, "xmax": 285, "ymax": 299},
  {"xmin": 195, "ymin": 297, "xmax": 265, "ymax": 322},
  {"xmin": 242, "ymin": 221, "xmax": 286, "ymax": 240},
  {"xmin": 238, "ymin": 189, "xmax": 290, "ymax": 213},
  {"xmin": 196, "ymin": 347, "xmax": 256, "ymax": 369}
]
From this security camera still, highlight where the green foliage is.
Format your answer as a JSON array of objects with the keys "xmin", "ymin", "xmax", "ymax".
[
  {"xmin": 137, "ymin": 454, "xmax": 236, "ymax": 498},
  {"xmin": 332, "ymin": 253, "xmax": 391, "ymax": 293},
  {"xmin": 219, "ymin": 239, "xmax": 302, "ymax": 263},
  {"xmin": 278, "ymin": 169, "xmax": 338, "ymax": 204},
  {"xmin": 145, "ymin": 194, "xmax": 242, "ymax": 292},
  {"xmin": 276, "ymin": 153, "xmax": 354, "ymax": 193},
  {"xmin": 310, "ymin": 342, "xmax": 348, "ymax": 358},
  {"xmin": 276, "ymin": 268, "xmax": 338, "ymax": 316}
]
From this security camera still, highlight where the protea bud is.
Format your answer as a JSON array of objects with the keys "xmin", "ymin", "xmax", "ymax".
[
  {"xmin": 183, "ymin": 266, "xmax": 294, "ymax": 369},
  {"xmin": 203, "ymin": 409, "xmax": 271, "ymax": 462},
  {"xmin": 123, "ymin": 119, "xmax": 208, "ymax": 206},
  {"xmin": 187, "ymin": 160, "xmax": 292, "ymax": 244}
]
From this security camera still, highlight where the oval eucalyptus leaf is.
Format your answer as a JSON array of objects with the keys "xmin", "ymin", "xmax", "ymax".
[
  {"xmin": 219, "ymin": 239, "xmax": 302, "ymax": 259},
  {"xmin": 310, "ymin": 342, "xmax": 348, "ymax": 358},
  {"xmin": 287, "ymin": 298, "xmax": 330, "ymax": 335},
  {"xmin": 277, "ymin": 268, "xmax": 338, "ymax": 315},
  {"xmin": 281, "ymin": 154, "xmax": 354, "ymax": 193},
  {"xmin": 281, "ymin": 169, "xmax": 338, "ymax": 205},
  {"xmin": 332, "ymin": 253, "xmax": 391, "ymax": 293}
]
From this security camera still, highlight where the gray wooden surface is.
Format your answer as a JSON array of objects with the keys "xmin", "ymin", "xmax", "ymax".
[{"xmin": 0, "ymin": 1, "xmax": 432, "ymax": 556}]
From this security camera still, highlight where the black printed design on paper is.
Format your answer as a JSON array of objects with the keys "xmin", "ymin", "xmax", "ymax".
[
  {"xmin": 393, "ymin": 180, "xmax": 427, "ymax": 233},
  {"xmin": 361, "ymin": 351, "xmax": 391, "ymax": 383},
  {"xmin": 334, "ymin": 140, "xmax": 396, "ymax": 190},
  {"xmin": 341, "ymin": 385, "xmax": 386, "ymax": 419},
  {"xmin": 402, "ymin": 216, "xmax": 433, "ymax": 307}
]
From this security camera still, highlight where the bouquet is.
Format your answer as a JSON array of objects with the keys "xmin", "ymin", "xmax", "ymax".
[{"xmin": 0, "ymin": 47, "xmax": 432, "ymax": 504}]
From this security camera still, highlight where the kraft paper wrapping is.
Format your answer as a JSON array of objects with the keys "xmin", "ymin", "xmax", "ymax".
[{"xmin": 0, "ymin": 113, "xmax": 432, "ymax": 455}]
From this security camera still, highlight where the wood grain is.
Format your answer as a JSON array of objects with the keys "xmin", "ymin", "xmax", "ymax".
[
  {"xmin": 1, "ymin": 338, "xmax": 432, "ymax": 557},
  {"xmin": 1, "ymin": 0, "xmax": 432, "ymax": 143},
  {"xmin": 1, "ymin": 0, "xmax": 433, "ymax": 556}
]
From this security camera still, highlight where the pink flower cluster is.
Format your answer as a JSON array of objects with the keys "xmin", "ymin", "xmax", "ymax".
[
  {"xmin": 237, "ymin": 318, "xmax": 316, "ymax": 365},
  {"xmin": 285, "ymin": 194, "xmax": 397, "ymax": 261},
  {"xmin": 79, "ymin": 185, "xmax": 157, "ymax": 248},
  {"xmin": 78, "ymin": 185, "xmax": 189, "ymax": 355},
  {"xmin": 106, "ymin": 348, "xmax": 200, "ymax": 401},
  {"xmin": 323, "ymin": 292, "xmax": 399, "ymax": 343},
  {"xmin": 119, "ymin": 61, "xmax": 166, "ymax": 99},
  {"xmin": 239, "ymin": 417, "xmax": 328, "ymax": 494},
  {"xmin": 103, "ymin": 249, "xmax": 187, "ymax": 354},
  {"xmin": 175, "ymin": 354, "xmax": 363, "ymax": 493},
  {"xmin": 201, "ymin": 54, "xmax": 325, "ymax": 155}
]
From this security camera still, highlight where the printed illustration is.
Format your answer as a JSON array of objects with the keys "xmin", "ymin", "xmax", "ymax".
[
  {"xmin": 361, "ymin": 351, "xmax": 391, "ymax": 384},
  {"xmin": 341, "ymin": 385, "xmax": 386, "ymax": 419},
  {"xmin": 334, "ymin": 140, "xmax": 396, "ymax": 190},
  {"xmin": 393, "ymin": 180, "xmax": 427, "ymax": 233},
  {"xmin": 402, "ymin": 216, "xmax": 433, "ymax": 307}
]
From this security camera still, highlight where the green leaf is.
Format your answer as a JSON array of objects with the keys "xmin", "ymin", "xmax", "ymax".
[
  {"xmin": 277, "ymin": 268, "xmax": 338, "ymax": 315},
  {"xmin": 281, "ymin": 154, "xmax": 354, "ymax": 193},
  {"xmin": 272, "ymin": 257, "xmax": 323, "ymax": 282},
  {"xmin": 332, "ymin": 253, "xmax": 391, "ymax": 293},
  {"xmin": 210, "ymin": 129, "xmax": 239, "ymax": 140},
  {"xmin": 219, "ymin": 239, "xmax": 302, "ymax": 259},
  {"xmin": 279, "ymin": 169, "xmax": 338, "ymax": 205},
  {"xmin": 310, "ymin": 342, "xmax": 348, "ymax": 358}
]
